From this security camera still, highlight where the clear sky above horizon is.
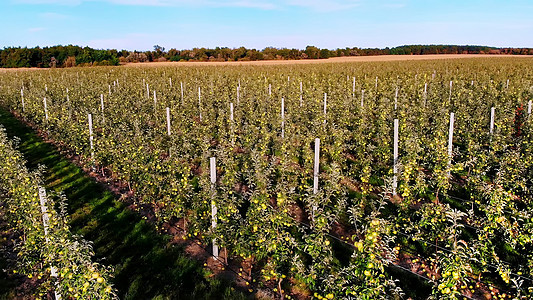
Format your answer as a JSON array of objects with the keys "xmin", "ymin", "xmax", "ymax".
[{"xmin": 2, "ymin": 0, "xmax": 532, "ymax": 51}]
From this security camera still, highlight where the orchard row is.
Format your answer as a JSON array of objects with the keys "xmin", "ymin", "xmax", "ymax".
[{"xmin": 1, "ymin": 58, "xmax": 532, "ymax": 299}]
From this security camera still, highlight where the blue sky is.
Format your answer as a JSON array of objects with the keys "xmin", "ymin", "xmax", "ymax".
[{"xmin": 2, "ymin": 0, "xmax": 532, "ymax": 51}]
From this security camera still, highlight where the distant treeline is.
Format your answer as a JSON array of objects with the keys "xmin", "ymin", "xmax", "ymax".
[{"xmin": 1, "ymin": 44, "xmax": 532, "ymax": 68}]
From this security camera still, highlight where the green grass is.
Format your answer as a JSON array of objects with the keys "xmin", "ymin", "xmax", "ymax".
[{"xmin": 0, "ymin": 107, "xmax": 246, "ymax": 300}]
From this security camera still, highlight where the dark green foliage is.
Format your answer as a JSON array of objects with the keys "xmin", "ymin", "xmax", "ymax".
[{"xmin": 0, "ymin": 45, "xmax": 121, "ymax": 68}]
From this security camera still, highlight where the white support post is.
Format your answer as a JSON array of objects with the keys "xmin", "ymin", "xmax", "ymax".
[
  {"xmin": 299, "ymin": 81, "xmax": 303, "ymax": 107},
  {"xmin": 375, "ymin": 76, "xmax": 378, "ymax": 89},
  {"xmin": 230, "ymin": 102, "xmax": 235, "ymax": 144},
  {"xmin": 108, "ymin": 84, "xmax": 111, "ymax": 95},
  {"xmin": 323, "ymin": 93, "xmax": 327, "ymax": 124},
  {"xmin": 352, "ymin": 77, "xmax": 355, "ymax": 99},
  {"xmin": 153, "ymin": 90, "xmax": 157, "ymax": 111},
  {"xmin": 198, "ymin": 87, "xmax": 202, "ymax": 121},
  {"xmin": 361, "ymin": 90, "xmax": 365, "ymax": 108},
  {"xmin": 146, "ymin": 83, "xmax": 149, "ymax": 99},
  {"xmin": 449, "ymin": 80, "xmax": 453, "ymax": 103},
  {"xmin": 43, "ymin": 97, "xmax": 48, "ymax": 121},
  {"xmin": 313, "ymin": 138, "xmax": 320, "ymax": 219},
  {"xmin": 281, "ymin": 98, "xmax": 285, "ymax": 138},
  {"xmin": 268, "ymin": 84, "xmax": 271, "ymax": 97},
  {"xmin": 237, "ymin": 85, "xmax": 240, "ymax": 105},
  {"xmin": 180, "ymin": 82, "xmax": 184, "ymax": 105},
  {"xmin": 66, "ymin": 89, "xmax": 71, "ymax": 120},
  {"xmin": 20, "ymin": 88, "xmax": 25, "ymax": 112},
  {"xmin": 100, "ymin": 93, "xmax": 105, "ymax": 114},
  {"xmin": 38, "ymin": 186, "xmax": 51, "ymax": 239},
  {"xmin": 447, "ymin": 112, "xmax": 455, "ymax": 175},
  {"xmin": 506, "ymin": 79, "xmax": 509, "ymax": 89},
  {"xmin": 490, "ymin": 107, "xmax": 495, "ymax": 135},
  {"xmin": 393, "ymin": 119, "xmax": 399, "ymax": 195},
  {"xmin": 230, "ymin": 102, "xmax": 234, "ymax": 122},
  {"xmin": 424, "ymin": 82, "xmax": 428, "ymax": 106},
  {"xmin": 166, "ymin": 107, "xmax": 171, "ymax": 136},
  {"xmin": 528, "ymin": 100, "xmax": 532, "ymax": 116},
  {"xmin": 210, "ymin": 157, "xmax": 219, "ymax": 258},
  {"xmin": 88, "ymin": 114, "xmax": 94, "ymax": 162},
  {"xmin": 169, "ymin": 77, "xmax": 172, "ymax": 88},
  {"xmin": 394, "ymin": 86, "xmax": 399, "ymax": 110},
  {"xmin": 38, "ymin": 187, "xmax": 61, "ymax": 300}
]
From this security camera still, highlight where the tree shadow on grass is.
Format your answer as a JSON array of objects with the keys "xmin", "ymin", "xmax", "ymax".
[{"xmin": 0, "ymin": 108, "xmax": 246, "ymax": 300}]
